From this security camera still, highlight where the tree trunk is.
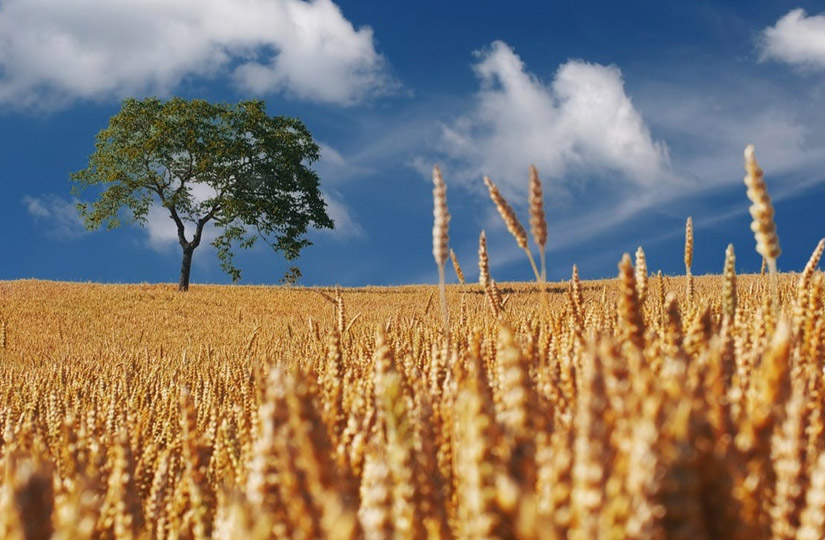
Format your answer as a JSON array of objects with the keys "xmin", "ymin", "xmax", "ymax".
[{"xmin": 179, "ymin": 245, "xmax": 195, "ymax": 292}]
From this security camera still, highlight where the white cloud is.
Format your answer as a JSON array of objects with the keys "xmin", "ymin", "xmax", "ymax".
[
  {"xmin": 0, "ymin": 0, "xmax": 393, "ymax": 107},
  {"xmin": 144, "ymin": 205, "xmax": 182, "ymax": 251},
  {"xmin": 760, "ymin": 9, "xmax": 825, "ymax": 71},
  {"xmin": 439, "ymin": 41, "xmax": 670, "ymax": 199},
  {"xmin": 319, "ymin": 191, "xmax": 364, "ymax": 239},
  {"xmin": 22, "ymin": 194, "xmax": 88, "ymax": 238}
]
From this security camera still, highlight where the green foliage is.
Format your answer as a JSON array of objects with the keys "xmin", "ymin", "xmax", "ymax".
[
  {"xmin": 279, "ymin": 266, "xmax": 302, "ymax": 286},
  {"xmin": 72, "ymin": 97, "xmax": 334, "ymax": 282}
]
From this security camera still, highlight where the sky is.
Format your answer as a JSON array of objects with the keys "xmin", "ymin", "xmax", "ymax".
[{"xmin": 3, "ymin": 0, "xmax": 825, "ymax": 287}]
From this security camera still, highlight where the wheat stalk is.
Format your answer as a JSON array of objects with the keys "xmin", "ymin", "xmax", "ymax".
[
  {"xmin": 478, "ymin": 230, "xmax": 490, "ymax": 287},
  {"xmin": 529, "ymin": 165, "xmax": 548, "ymax": 281},
  {"xmin": 722, "ymin": 244, "xmax": 737, "ymax": 325},
  {"xmin": 685, "ymin": 217, "xmax": 694, "ymax": 305},
  {"xmin": 744, "ymin": 144, "xmax": 781, "ymax": 310},
  {"xmin": 432, "ymin": 166, "xmax": 450, "ymax": 338},
  {"xmin": 684, "ymin": 216, "xmax": 693, "ymax": 272},
  {"xmin": 484, "ymin": 176, "xmax": 540, "ymax": 282},
  {"xmin": 744, "ymin": 145, "xmax": 781, "ymax": 266},
  {"xmin": 635, "ymin": 246, "xmax": 648, "ymax": 305},
  {"xmin": 450, "ymin": 249, "xmax": 465, "ymax": 285},
  {"xmin": 618, "ymin": 253, "xmax": 645, "ymax": 351}
]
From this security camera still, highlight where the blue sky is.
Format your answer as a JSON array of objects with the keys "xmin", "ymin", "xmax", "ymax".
[{"xmin": 2, "ymin": 1, "xmax": 825, "ymax": 286}]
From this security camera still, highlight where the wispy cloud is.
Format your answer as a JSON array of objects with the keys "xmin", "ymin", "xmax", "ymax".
[
  {"xmin": 0, "ymin": 0, "xmax": 395, "ymax": 108},
  {"xmin": 316, "ymin": 141, "xmax": 373, "ymax": 184},
  {"xmin": 760, "ymin": 8, "xmax": 825, "ymax": 71},
  {"xmin": 314, "ymin": 143, "xmax": 366, "ymax": 239},
  {"xmin": 638, "ymin": 76, "xmax": 825, "ymax": 200},
  {"xmin": 22, "ymin": 194, "xmax": 88, "ymax": 238},
  {"xmin": 319, "ymin": 191, "xmax": 365, "ymax": 239}
]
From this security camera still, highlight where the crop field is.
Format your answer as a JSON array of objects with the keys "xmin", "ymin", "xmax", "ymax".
[
  {"xmin": 1, "ymin": 264, "xmax": 824, "ymax": 539},
  {"xmin": 2, "ymin": 146, "xmax": 824, "ymax": 540}
]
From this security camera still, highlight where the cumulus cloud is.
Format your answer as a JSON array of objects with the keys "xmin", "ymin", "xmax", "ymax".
[
  {"xmin": 22, "ymin": 194, "xmax": 88, "ymax": 238},
  {"xmin": 439, "ymin": 41, "xmax": 670, "ymax": 199},
  {"xmin": 0, "ymin": 0, "xmax": 393, "ymax": 107},
  {"xmin": 760, "ymin": 9, "xmax": 825, "ymax": 71}
]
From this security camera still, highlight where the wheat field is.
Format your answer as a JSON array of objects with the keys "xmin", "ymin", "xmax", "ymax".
[
  {"xmin": 3, "ymin": 146, "xmax": 825, "ymax": 539},
  {"xmin": 0, "ymin": 266, "xmax": 823, "ymax": 540}
]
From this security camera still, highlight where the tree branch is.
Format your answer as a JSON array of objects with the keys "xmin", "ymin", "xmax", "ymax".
[
  {"xmin": 192, "ymin": 207, "xmax": 217, "ymax": 249},
  {"xmin": 168, "ymin": 206, "xmax": 189, "ymax": 248}
]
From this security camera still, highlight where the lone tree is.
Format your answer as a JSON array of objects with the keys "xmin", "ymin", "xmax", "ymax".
[{"xmin": 72, "ymin": 97, "xmax": 334, "ymax": 291}]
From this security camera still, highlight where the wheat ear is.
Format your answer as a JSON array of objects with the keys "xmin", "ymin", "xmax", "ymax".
[
  {"xmin": 484, "ymin": 176, "xmax": 540, "ymax": 281},
  {"xmin": 432, "ymin": 166, "xmax": 450, "ymax": 338},
  {"xmin": 744, "ymin": 144, "xmax": 781, "ymax": 309},
  {"xmin": 798, "ymin": 238, "xmax": 824, "ymax": 294},
  {"xmin": 529, "ymin": 165, "xmax": 548, "ymax": 281},
  {"xmin": 635, "ymin": 246, "xmax": 648, "ymax": 305},
  {"xmin": 722, "ymin": 244, "xmax": 737, "ymax": 325},
  {"xmin": 450, "ymin": 249, "xmax": 465, "ymax": 285},
  {"xmin": 685, "ymin": 217, "xmax": 694, "ymax": 305},
  {"xmin": 618, "ymin": 253, "xmax": 645, "ymax": 350},
  {"xmin": 478, "ymin": 230, "xmax": 490, "ymax": 286},
  {"xmin": 684, "ymin": 216, "xmax": 693, "ymax": 272},
  {"xmin": 793, "ymin": 238, "xmax": 824, "ymax": 331}
]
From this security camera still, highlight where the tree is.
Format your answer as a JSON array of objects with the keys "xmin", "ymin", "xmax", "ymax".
[{"xmin": 72, "ymin": 97, "xmax": 334, "ymax": 291}]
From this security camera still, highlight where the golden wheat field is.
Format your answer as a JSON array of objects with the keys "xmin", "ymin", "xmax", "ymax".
[
  {"xmin": 2, "ymin": 145, "xmax": 824, "ymax": 540},
  {"xmin": 0, "ymin": 263, "xmax": 824, "ymax": 540}
]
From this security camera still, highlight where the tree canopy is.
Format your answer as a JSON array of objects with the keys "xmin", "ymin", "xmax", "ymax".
[{"xmin": 71, "ymin": 97, "xmax": 334, "ymax": 289}]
